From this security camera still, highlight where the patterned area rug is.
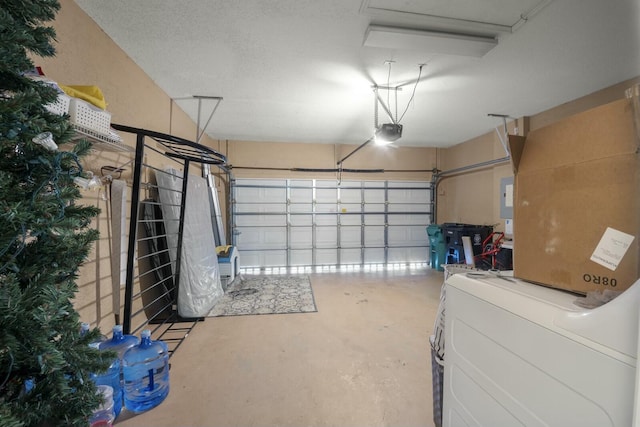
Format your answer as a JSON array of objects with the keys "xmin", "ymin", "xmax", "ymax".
[{"xmin": 208, "ymin": 275, "xmax": 317, "ymax": 317}]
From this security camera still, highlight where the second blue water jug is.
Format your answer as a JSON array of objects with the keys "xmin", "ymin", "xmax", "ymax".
[{"xmin": 122, "ymin": 329, "xmax": 170, "ymax": 413}]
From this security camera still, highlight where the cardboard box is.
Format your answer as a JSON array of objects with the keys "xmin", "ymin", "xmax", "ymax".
[{"xmin": 512, "ymin": 98, "xmax": 640, "ymax": 294}]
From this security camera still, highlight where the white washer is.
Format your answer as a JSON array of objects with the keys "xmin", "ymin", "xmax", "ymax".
[{"xmin": 443, "ymin": 272, "xmax": 640, "ymax": 427}]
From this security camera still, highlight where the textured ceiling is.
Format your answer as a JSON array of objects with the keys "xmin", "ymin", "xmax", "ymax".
[{"xmin": 75, "ymin": 0, "xmax": 640, "ymax": 147}]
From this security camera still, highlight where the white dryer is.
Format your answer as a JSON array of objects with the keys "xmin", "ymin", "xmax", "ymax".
[{"xmin": 443, "ymin": 272, "xmax": 640, "ymax": 427}]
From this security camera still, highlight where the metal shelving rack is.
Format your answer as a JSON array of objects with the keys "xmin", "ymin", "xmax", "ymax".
[{"xmin": 111, "ymin": 124, "xmax": 227, "ymax": 357}]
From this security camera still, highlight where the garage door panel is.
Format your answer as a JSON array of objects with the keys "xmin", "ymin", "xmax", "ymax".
[
  {"xmin": 290, "ymin": 179, "xmax": 313, "ymax": 187},
  {"xmin": 290, "ymin": 180, "xmax": 313, "ymax": 202},
  {"xmin": 387, "ymin": 182, "xmax": 430, "ymax": 204},
  {"xmin": 388, "ymin": 189, "xmax": 429, "ymax": 204},
  {"xmin": 388, "ymin": 203, "xmax": 429, "ymax": 213},
  {"xmin": 388, "ymin": 213, "xmax": 430, "ymax": 225},
  {"xmin": 235, "ymin": 184, "xmax": 286, "ymax": 203},
  {"xmin": 235, "ymin": 203, "xmax": 287, "ymax": 213},
  {"xmin": 290, "ymin": 202, "xmax": 312, "ymax": 211},
  {"xmin": 316, "ymin": 226, "xmax": 337, "ymax": 247},
  {"xmin": 364, "ymin": 190, "xmax": 385, "ymax": 203},
  {"xmin": 238, "ymin": 179, "xmax": 284, "ymax": 187},
  {"xmin": 236, "ymin": 226, "xmax": 287, "ymax": 249},
  {"xmin": 340, "ymin": 248, "xmax": 361, "ymax": 264},
  {"xmin": 290, "ymin": 249, "xmax": 312, "ymax": 266},
  {"xmin": 290, "ymin": 188, "xmax": 312, "ymax": 201},
  {"xmin": 235, "ymin": 227, "xmax": 260, "ymax": 246},
  {"xmin": 238, "ymin": 250, "xmax": 261, "ymax": 268},
  {"xmin": 364, "ymin": 213, "xmax": 385, "ymax": 225},
  {"xmin": 290, "ymin": 226, "xmax": 312, "ymax": 249},
  {"xmin": 316, "ymin": 203, "xmax": 337, "ymax": 213},
  {"xmin": 339, "ymin": 202, "xmax": 361, "ymax": 213},
  {"xmin": 340, "ymin": 214, "xmax": 361, "ymax": 226},
  {"xmin": 387, "ymin": 180, "xmax": 429, "ymax": 189},
  {"xmin": 261, "ymin": 250, "xmax": 287, "ymax": 267},
  {"xmin": 290, "ymin": 215, "xmax": 313, "ymax": 226},
  {"xmin": 315, "ymin": 213, "xmax": 337, "ymax": 226},
  {"xmin": 364, "ymin": 226, "xmax": 384, "ymax": 246},
  {"xmin": 388, "ymin": 225, "xmax": 428, "ymax": 246},
  {"xmin": 235, "ymin": 213, "xmax": 286, "ymax": 227},
  {"xmin": 340, "ymin": 226, "xmax": 361, "ymax": 246},
  {"xmin": 290, "ymin": 203, "xmax": 313, "ymax": 225},
  {"xmin": 364, "ymin": 181, "xmax": 386, "ymax": 200},
  {"xmin": 388, "ymin": 247, "xmax": 428, "ymax": 263},
  {"xmin": 316, "ymin": 249, "xmax": 337, "ymax": 265},
  {"xmin": 316, "ymin": 185, "xmax": 337, "ymax": 203},
  {"xmin": 340, "ymin": 186, "xmax": 362, "ymax": 203},
  {"xmin": 364, "ymin": 203, "xmax": 385, "ymax": 213},
  {"xmin": 233, "ymin": 179, "xmax": 430, "ymax": 269},
  {"xmin": 364, "ymin": 248, "xmax": 385, "ymax": 263},
  {"xmin": 239, "ymin": 249, "xmax": 287, "ymax": 268}
]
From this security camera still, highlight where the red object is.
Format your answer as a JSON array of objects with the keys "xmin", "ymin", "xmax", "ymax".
[{"xmin": 474, "ymin": 231, "xmax": 505, "ymax": 269}]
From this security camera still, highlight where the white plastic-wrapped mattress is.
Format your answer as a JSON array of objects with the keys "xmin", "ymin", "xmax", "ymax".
[{"xmin": 156, "ymin": 167, "xmax": 223, "ymax": 317}]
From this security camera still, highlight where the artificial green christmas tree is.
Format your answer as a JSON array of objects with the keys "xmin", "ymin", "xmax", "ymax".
[{"xmin": 0, "ymin": 1, "xmax": 113, "ymax": 426}]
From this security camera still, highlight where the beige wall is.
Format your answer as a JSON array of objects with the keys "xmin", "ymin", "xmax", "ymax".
[
  {"xmin": 437, "ymin": 129, "xmax": 503, "ymax": 227},
  {"xmin": 223, "ymin": 139, "xmax": 436, "ymax": 181},
  {"xmin": 436, "ymin": 77, "xmax": 640, "ymax": 232}
]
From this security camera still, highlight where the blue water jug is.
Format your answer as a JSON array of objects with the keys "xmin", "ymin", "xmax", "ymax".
[
  {"xmin": 89, "ymin": 342, "xmax": 123, "ymax": 418},
  {"xmin": 80, "ymin": 322, "xmax": 90, "ymax": 336},
  {"xmin": 81, "ymin": 321, "xmax": 107, "ymax": 345},
  {"xmin": 122, "ymin": 330, "xmax": 170, "ymax": 413},
  {"xmin": 97, "ymin": 325, "xmax": 138, "ymax": 417},
  {"xmin": 99, "ymin": 325, "xmax": 139, "ymax": 357}
]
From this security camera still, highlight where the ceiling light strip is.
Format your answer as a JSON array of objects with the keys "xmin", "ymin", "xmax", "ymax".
[
  {"xmin": 364, "ymin": 25, "xmax": 497, "ymax": 57},
  {"xmin": 359, "ymin": 4, "xmax": 512, "ymax": 35}
]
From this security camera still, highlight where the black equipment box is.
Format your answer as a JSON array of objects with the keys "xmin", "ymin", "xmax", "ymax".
[{"xmin": 442, "ymin": 223, "xmax": 493, "ymax": 265}]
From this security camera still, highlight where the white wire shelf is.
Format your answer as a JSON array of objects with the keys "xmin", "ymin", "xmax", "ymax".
[{"xmin": 70, "ymin": 124, "xmax": 134, "ymax": 153}]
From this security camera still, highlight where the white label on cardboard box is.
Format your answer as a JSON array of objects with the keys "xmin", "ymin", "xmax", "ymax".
[{"xmin": 590, "ymin": 227, "xmax": 635, "ymax": 271}]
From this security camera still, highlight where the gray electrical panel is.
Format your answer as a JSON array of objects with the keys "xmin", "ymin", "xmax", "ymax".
[{"xmin": 500, "ymin": 176, "xmax": 514, "ymax": 219}]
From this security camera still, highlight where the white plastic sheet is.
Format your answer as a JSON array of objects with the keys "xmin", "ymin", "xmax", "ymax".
[
  {"xmin": 110, "ymin": 179, "xmax": 128, "ymax": 319},
  {"xmin": 156, "ymin": 167, "xmax": 223, "ymax": 317}
]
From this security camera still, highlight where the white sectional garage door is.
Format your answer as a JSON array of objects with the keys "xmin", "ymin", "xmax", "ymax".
[{"xmin": 232, "ymin": 178, "xmax": 432, "ymax": 270}]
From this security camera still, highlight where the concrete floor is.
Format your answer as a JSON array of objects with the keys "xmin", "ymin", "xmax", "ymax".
[{"xmin": 117, "ymin": 268, "xmax": 443, "ymax": 427}]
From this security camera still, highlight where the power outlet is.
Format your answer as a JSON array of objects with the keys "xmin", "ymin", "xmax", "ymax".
[{"xmin": 505, "ymin": 218, "xmax": 513, "ymax": 236}]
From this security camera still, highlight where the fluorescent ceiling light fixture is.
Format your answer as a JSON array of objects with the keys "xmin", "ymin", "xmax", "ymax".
[{"xmin": 364, "ymin": 25, "xmax": 498, "ymax": 57}]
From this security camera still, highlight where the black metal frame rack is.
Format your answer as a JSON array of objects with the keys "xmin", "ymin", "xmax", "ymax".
[{"xmin": 111, "ymin": 124, "xmax": 227, "ymax": 357}]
